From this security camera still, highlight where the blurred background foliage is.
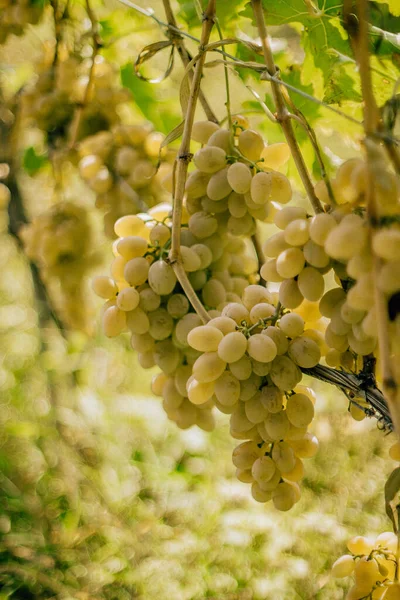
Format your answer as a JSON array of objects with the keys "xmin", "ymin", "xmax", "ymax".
[{"xmin": 0, "ymin": 0, "xmax": 399, "ymax": 598}]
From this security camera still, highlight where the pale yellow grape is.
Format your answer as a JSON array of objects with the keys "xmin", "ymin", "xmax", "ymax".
[
  {"xmin": 187, "ymin": 325, "xmax": 223, "ymax": 352},
  {"xmin": 245, "ymin": 393, "xmax": 268, "ymax": 424},
  {"xmin": 309, "ymin": 213, "xmax": 336, "ymax": 245},
  {"xmin": 250, "ymin": 171, "xmax": 272, "ymax": 205},
  {"xmin": 260, "ymin": 259, "xmax": 284, "ymax": 283},
  {"xmin": 347, "ymin": 536, "xmax": 375, "ymax": 556},
  {"xmin": 126, "ymin": 306, "xmax": 150, "ymax": 335},
  {"xmin": 251, "ymin": 482, "xmax": 273, "ymax": 503},
  {"xmin": 232, "ymin": 441, "xmax": 262, "ymax": 469},
  {"xmin": 240, "ymin": 373, "xmax": 263, "ymax": 400},
  {"xmin": 215, "ymin": 371, "xmax": 240, "ymax": 406},
  {"xmin": 191, "ymin": 120, "xmax": 220, "ymax": 144},
  {"xmin": 193, "ymin": 146, "xmax": 226, "ymax": 173},
  {"xmin": 187, "ymin": 379, "xmax": 215, "ymax": 405},
  {"xmin": 325, "ymin": 223, "xmax": 368, "ymax": 261},
  {"xmin": 372, "ymin": 229, "xmax": 400, "ymax": 261},
  {"xmin": 252, "ymin": 455, "xmax": 276, "ymax": 482},
  {"xmin": 268, "ymin": 171, "xmax": 292, "ymax": 204},
  {"xmin": 319, "ymin": 288, "xmax": 347, "ymax": 318},
  {"xmin": 349, "ymin": 403, "xmax": 365, "ymax": 421},
  {"xmin": 166, "ymin": 294, "xmax": 188, "ymax": 319},
  {"xmin": 216, "ymin": 331, "xmax": 247, "ymax": 363},
  {"xmin": 114, "ymin": 146, "xmax": 138, "ymax": 175},
  {"xmin": 180, "ymin": 246, "xmax": 201, "ymax": 272},
  {"xmin": 377, "ymin": 261, "xmax": 400, "ymax": 294},
  {"xmin": 138, "ymin": 352, "xmax": 155, "ymax": 369},
  {"xmin": 263, "ymin": 231, "xmax": 290, "ymax": 258},
  {"xmin": 260, "ymin": 385, "xmax": 283, "ymax": 413},
  {"xmin": 208, "ymin": 316, "xmax": 236, "ymax": 335},
  {"xmin": 131, "ymin": 332, "xmax": 155, "ymax": 353},
  {"xmin": 202, "ymin": 195, "xmax": 229, "ymax": 214},
  {"xmin": 114, "ymin": 214, "xmax": 147, "ymax": 237},
  {"xmin": 347, "ymin": 274, "xmax": 374, "ymax": 311},
  {"xmin": 284, "ymin": 219, "xmax": 310, "ymax": 246},
  {"xmin": 207, "ymin": 166, "xmax": 232, "ymax": 201},
  {"xmin": 260, "ymin": 143, "xmax": 290, "ymax": 170},
  {"xmin": 279, "ymin": 313, "xmax": 304, "ymax": 338},
  {"xmin": 242, "ymin": 284, "xmax": 272, "ymax": 309},
  {"xmin": 269, "ymin": 355, "xmax": 302, "ymax": 390},
  {"xmin": 154, "ymin": 340, "xmax": 181, "ymax": 374},
  {"xmin": 376, "ymin": 532, "xmax": 398, "ymax": 555},
  {"xmin": 222, "ymin": 302, "xmax": 250, "ymax": 325},
  {"xmin": 139, "ymin": 287, "xmax": 161, "ymax": 312},
  {"xmin": 272, "ymin": 481, "xmax": 297, "ymax": 511},
  {"xmin": 228, "ymin": 191, "xmax": 247, "ymax": 218},
  {"xmin": 188, "ymin": 211, "xmax": 218, "ymax": 238},
  {"xmin": 163, "ymin": 379, "xmax": 184, "ymax": 409},
  {"xmin": 340, "ymin": 302, "xmax": 365, "ymax": 325},
  {"xmin": 230, "ymin": 402, "xmax": 254, "ymax": 433},
  {"xmin": 303, "ymin": 240, "xmax": 330, "ymax": 269},
  {"xmin": 272, "ymin": 441, "xmax": 296, "ymax": 472},
  {"xmin": 329, "ymin": 304, "xmax": 351, "ymax": 335},
  {"xmin": 279, "ymin": 279, "xmax": 304, "ymax": 309},
  {"xmin": 192, "ymin": 352, "xmax": 227, "ymax": 383},
  {"xmin": 288, "ymin": 433, "xmax": 319, "ymax": 458},
  {"xmin": 325, "ymin": 325, "xmax": 348, "ymax": 352},
  {"xmin": 236, "ymin": 468, "xmax": 254, "ymax": 483},
  {"xmin": 116, "ymin": 236, "xmax": 148, "ymax": 260},
  {"xmin": 288, "ymin": 336, "xmax": 321, "ymax": 368},
  {"xmin": 149, "ymin": 223, "xmax": 170, "ymax": 246},
  {"xmin": 148, "ymin": 308, "xmax": 173, "ymax": 340},
  {"xmin": 331, "ymin": 555, "xmax": 355, "ymax": 578},
  {"xmin": 247, "ymin": 334, "xmax": 277, "ymax": 363},
  {"xmin": 382, "ymin": 583, "xmax": 400, "ymax": 599},
  {"xmin": 173, "ymin": 401, "xmax": 198, "ymax": 429},
  {"xmin": 229, "ymin": 355, "xmax": 253, "ymax": 380},
  {"xmin": 0, "ymin": 182, "xmax": 10, "ymax": 208},
  {"xmin": 262, "ymin": 327, "xmax": 288, "ymax": 355},
  {"xmin": 124, "ymin": 257, "xmax": 150, "ymax": 287},
  {"xmin": 116, "ymin": 287, "xmax": 140, "ymax": 311},
  {"xmin": 227, "ymin": 162, "xmax": 252, "ymax": 194},
  {"xmin": 202, "ymin": 279, "xmax": 227, "ymax": 308},
  {"xmin": 191, "ymin": 244, "xmax": 213, "ymax": 269},
  {"xmin": 79, "ymin": 155, "xmax": 103, "ymax": 180},
  {"xmin": 297, "ymin": 267, "xmax": 325, "ymax": 301},
  {"xmin": 257, "ymin": 467, "xmax": 282, "ymax": 491},
  {"xmin": 90, "ymin": 166, "xmax": 113, "ymax": 194},
  {"xmin": 92, "ymin": 275, "xmax": 118, "ymax": 299},
  {"xmin": 238, "ymin": 129, "xmax": 264, "ymax": 161},
  {"xmin": 282, "ymin": 456, "xmax": 304, "ymax": 482},
  {"xmin": 151, "ymin": 372, "xmax": 168, "ymax": 396},
  {"xmin": 148, "ymin": 260, "xmax": 177, "ymax": 295},
  {"xmin": 189, "ymin": 270, "xmax": 207, "ymax": 291},
  {"xmin": 347, "ymin": 251, "xmax": 373, "ymax": 280},
  {"xmin": 286, "ymin": 393, "xmax": 315, "ymax": 427},
  {"xmin": 185, "ymin": 171, "xmax": 210, "ymax": 198},
  {"xmin": 348, "ymin": 331, "xmax": 376, "ymax": 355},
  {"xmin": 102, "ymin": 305, "xmax": 126, "ymax": 337},
  {"xmin": 207, "ymin": 129, "xmax": 232, "ymax": 152},
  {"xmin": 111, "ymin": 256, "xmax": 126, "ymax": 282},
  {"xmin": 174, "ymin": 313, "xmax": 202, "ymax": 348},
  {"xmin": 264, "ymin": 410, "xmax": 290, "ymax": 440},
  {"xmin": 274, "ymin": 206, "xmax": 307, "ymax": 230},
  {"xmin": 227, "ymin": 213, "xmax": 255, "ymax": 236},
  {"xmin": 276, "ymin": 247, "xmax": 305, "ymax": 279},
  {"xmin": 249, "ymin": 303, "xmax": 275, "ymax": 324},
  {"xmin": 389, "ymin": 442, "xmax": 400, "ymax": 461}
]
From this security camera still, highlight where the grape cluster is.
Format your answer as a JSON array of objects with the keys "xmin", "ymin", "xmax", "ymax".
[
  {"xmin": 21, "ymin": 202, "xmax": 96, "ymax": 329},
  {"xmin": 92, "ymin": 204, "xmax": 259, "ymax": 430},
  {"xmin": 181, "ymin": 118, "xmax": 292, "ymax": 238},
  {"xmin": 186, "ymin": 296, "xmax": 320, "ymax": 510},
  {"xmin": 0, "ymin": 0, "xmax": 45, "ymax": 44},
  {"xmin": 331, "ymin": 533, "xmax": 398, "ymax": 599},
  {"xmin": 21, "ymin": 55, "xmax": 130, "ymax": 143},
  {"xmin": 78, "ymin": 124, "xmax": 173, "ymax": 238}
]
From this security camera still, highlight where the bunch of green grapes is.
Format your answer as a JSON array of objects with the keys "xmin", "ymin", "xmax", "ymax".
[
  {"xmin": 185, "ymin": 296, "xmax": 321, "ymax": 510},
  {"xmin": 21, "ymin": 54, "xmax": 130, "ymax": 144},
  {"xmin": 0, "ymin": 0, "xmax": 45, "ymax": 43},
  {"xmin": 21, "ymin": 201, "xmax": 96, "ymax": 330},
  {"xmin": 176, "ymin": 117, "xmax": 292, "ymax": 239},
  {"xmin": 331, "ymin": 533, "xmax": 398, "ymax": 599},
  {"xmin": 92, "ymin": 203, "xmax": 259, "ymax": 430},
  {"xmin": 78, "ymin": 124, "xmax": 173, "ymax": 238}
]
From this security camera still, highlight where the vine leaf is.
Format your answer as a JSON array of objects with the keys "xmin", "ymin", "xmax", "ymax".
[
  {"xmin": 385, "ymin": 467, "xmax": 400, "ymax": 532},
  {"xmin": 22, "ymin": 147, "xmax": 48, "ymax": 175},
  {"xmin": 177, "ymin": 0, "xmax": 248, "ymax": 29}
]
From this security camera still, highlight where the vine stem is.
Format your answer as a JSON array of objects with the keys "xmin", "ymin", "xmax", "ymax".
[
  {"xmin": 168, "ymin": 0, "xmax": 215, "ymax": 324},
  {"xmin": 251, "ymin": 0, "xmax": 324, "ymax": 215},
  {"xmin": 344, "ymin": 0, "xmax": 399, "ymax": 434},
  {"xmin": 68, "ymin": 0, "xmax": 102, "ymax": 149},
  {"xmin": 161, "ymin": 0, "xmax": 218, "ymax": 124}
]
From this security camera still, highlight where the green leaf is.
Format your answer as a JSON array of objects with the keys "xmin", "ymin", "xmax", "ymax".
[
  {"xmin": 120, "ymin": 64, "xmax": 179, "ymax": 134},
  {"xmin": 385, "ymin": 467, "xmax": 400, "ymax": 532},
  {"xmin": 22, "ymin": 147, "xmax": 48, "ymax": 176},
  {"xmin": 374, "ymin": 0, "xmax": 400, "ymax": 18},
  {"xmin": 177, "ymin": 0, "xmax": 247, "ymax": 29}
]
